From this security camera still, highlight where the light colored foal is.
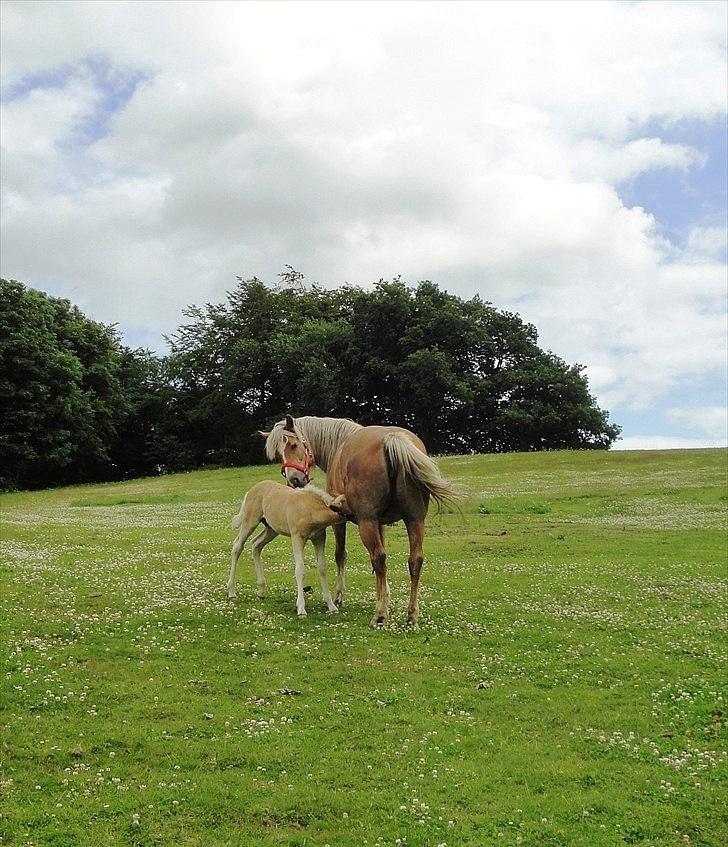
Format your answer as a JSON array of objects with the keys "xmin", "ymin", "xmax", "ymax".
[{"xmin": 227, "ymin": 480, "xmax": 347, "ymax": 617}]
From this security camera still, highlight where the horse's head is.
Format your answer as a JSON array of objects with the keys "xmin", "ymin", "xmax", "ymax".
[{"xmin": 259, "ymin": 414, "xmax": 315, "ymax": 488}]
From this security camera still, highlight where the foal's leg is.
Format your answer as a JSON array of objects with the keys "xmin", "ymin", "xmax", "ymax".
[
  {"xmin": 404, "ymin": 518, "xmax": 425, "ymax": 625},
  {"xmin": 312, "ymin": 530, "xmax": 339, "ymax": 613},
  {"xmin": 291, "ymin": 535, "xmax": 308, "ymax": 618},
  {"xmin": 358, "ymin": 520, "xmax": 388, "ymax": 627},
  {"xmin": 250, "ymin": 525, "xmax": 277, "ymax": 599},
  {"xmin": 228, "ymin": 518, "xmax": 259, "ymax": 599},
  {"xmin": 333, "ymin": 521, "xmax": 347, "ymax": 608}
]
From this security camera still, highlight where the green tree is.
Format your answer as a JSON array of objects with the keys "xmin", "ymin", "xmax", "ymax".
[
  {"xmin": 108, "ymin": 347, "xmax": 168, "ymax": 478},
  {"xmin": 0, "ymin": 280, "xmax": 163, "ymax": 488},
  {"xmin": 1, "ymin": 273, "xmax": 620, "ymax": 489},
  {"xmin": 164, "ymin": 274, "xmax": 620, "ymax": 462},
  {"xmin": 1, "ymin": 281, "xmax": 117, "ymax": 487}
]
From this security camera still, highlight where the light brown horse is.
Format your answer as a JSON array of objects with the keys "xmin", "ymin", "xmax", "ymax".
[
  {"xmin": 260, "ymin": 415, "xmax": 458, "ymax": 626},
  {"xmin": 227, "ymin": 479, "xmax": 348, "ymax": 617}
]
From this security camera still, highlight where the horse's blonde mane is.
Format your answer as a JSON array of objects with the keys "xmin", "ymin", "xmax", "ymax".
[{"xmin": 264, "ymin": 415, "xmax": 362, "ymax": 470}]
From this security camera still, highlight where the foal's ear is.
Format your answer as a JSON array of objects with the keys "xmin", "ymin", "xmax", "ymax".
[
  {"xmin": 257, "ymin": 430, "xmax": 271, "ymax": 440},
  {"xmin": 284, "ymin": 414, "xmax": 296, "ymax": 432}
]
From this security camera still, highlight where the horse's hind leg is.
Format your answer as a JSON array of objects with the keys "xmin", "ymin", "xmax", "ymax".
[
  {"xmin": 312, "ymin": 530, "xmax": 338, "ymax": 614},
  {"xmin": 251, "ymin": 525, "xmax": 277, "ymax": 599},
  {"xmin": 404, "ymin": 518, "xmax": 425, "ymax": 625},
  {"xmin": 333, "ymin": 521, "xmax": 347, "ymax": 608},
  {"xmin": 358, "ymin": 520, "xmax": 388, "ymax": 628},
  {"xmin": 228, "ymin": 518, "xmax": 259, "ymax": 599},
  {"xmin": 379, "ymin": 524, "xmax": 391, "ymax": 603}
]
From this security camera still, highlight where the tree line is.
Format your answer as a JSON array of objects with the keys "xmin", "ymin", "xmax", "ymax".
[{"xmin": 0, "ymin": 273, "xmax": 620, "ymax": 489}]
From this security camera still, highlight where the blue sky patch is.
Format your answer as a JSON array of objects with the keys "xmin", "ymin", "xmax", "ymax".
[
  {"xmin": 621, "ymin": 116, "xmax": 727, "ymax": 247},
  {"xmin": 2, "ymin": 56, "xmax": 149, "ymax": 147}
]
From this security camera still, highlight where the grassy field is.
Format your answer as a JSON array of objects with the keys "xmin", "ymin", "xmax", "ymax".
[{"xmin": 1, "ymin": 448, "xmax": 726, "ymax": 847}]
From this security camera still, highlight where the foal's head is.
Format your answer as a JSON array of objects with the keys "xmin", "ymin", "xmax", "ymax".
[{"xmin": 259, "ymin": 414, "xmax": 315, "ymax": 488}]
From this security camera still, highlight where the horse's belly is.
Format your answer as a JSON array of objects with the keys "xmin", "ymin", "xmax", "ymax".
[
  {"xmin": 262, "ymin": 514, "xmax": 290, "ymax": 536},
  {"xmin": 381, "ymin": 507, "xmax": 403, "ymax": 526},
  {"xmin": 258, "ymin": 499, "xmax": 292, "ymax": 536}
]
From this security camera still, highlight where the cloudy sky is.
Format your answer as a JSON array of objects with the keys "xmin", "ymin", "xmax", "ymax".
[{"xmin": 1, "ymin": 0, "xmax": 726, "ymax": 449}]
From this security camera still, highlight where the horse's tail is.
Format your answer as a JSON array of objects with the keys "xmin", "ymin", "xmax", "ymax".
[
  {"xmin": 383, "ymin": 432, "xmax": 460, "ymax": 509},
  {"xmin": 231, "ymin": 493, "xmax": 247, "ymax": 530}
]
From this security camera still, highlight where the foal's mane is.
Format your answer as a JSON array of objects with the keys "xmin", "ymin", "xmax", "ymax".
[
  {"xmin": 300, "ymin": 484, "xmax": 337, "ymax": 506},
  {"xmin": 265, "ymin": 415, "xmax": 362, "ymax": 470}
]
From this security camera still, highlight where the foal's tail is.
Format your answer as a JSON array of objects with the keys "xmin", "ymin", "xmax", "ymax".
[
  {"xmin": 383, "ymin": 432, "xmax": 461, "ymax": 509},
  {"xmin": 231, "ymin": 493, "xmax": 247, "ymax": 530}
]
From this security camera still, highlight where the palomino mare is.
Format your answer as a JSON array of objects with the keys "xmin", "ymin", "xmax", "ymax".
[{"xmin": 260, "ymin": 415, "xmax": 458, "ymax": 626}]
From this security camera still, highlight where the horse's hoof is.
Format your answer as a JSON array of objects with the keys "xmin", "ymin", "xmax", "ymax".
[
  {"xmin": 334, "ymin": 596, "xmax": 344, "ymax": 609},
  {"xmin": 297, "ymin": 612, "xmax": 307, "ymax": 619},
  {"xmin": 327, "ymin": 606, "xmax": 339, "ymax": 614},
  {"xmin": 370, "ymin": 616, "xmax": 385, "ymax": 629},
  {"xmin": 227, "ymin": 591, "xmax": 237, "ymax": 600}
]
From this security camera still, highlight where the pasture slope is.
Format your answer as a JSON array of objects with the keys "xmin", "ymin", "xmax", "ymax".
[{"xmin": 1, "ymin": 448, "xmax": 726, "ymax": 847}]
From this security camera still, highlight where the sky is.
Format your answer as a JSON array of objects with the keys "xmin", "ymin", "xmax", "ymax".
[{"xmin": 1, "ymin": 0, "xmax": 726, "ymax": 450}]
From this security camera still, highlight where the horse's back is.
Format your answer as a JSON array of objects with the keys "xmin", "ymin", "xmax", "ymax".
[
  {"xmin": 253, "ymin": 481, "xmax": 339, "ymax": 537},
  {"xmin": 330, "ymin": 425, "xmax": 427, "ymax": 522},
  {"xmin": 342, "ymin": 425, "xmax": 425, "ymax": 456}
]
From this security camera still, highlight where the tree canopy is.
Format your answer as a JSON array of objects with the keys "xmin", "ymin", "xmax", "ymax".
[
  {"xmin": 0, "ymin": 280, "xmax": 164, "ymax": 489},
  {"xmin": 1, "ymin": 274, "xmax": 620, "ymax": 489}
]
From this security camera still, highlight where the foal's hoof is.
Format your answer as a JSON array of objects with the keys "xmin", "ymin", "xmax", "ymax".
[
  {"xmin": 297, "ymin": 612, "xmax": 307, "ymax": 619},
  {"xmin": 334, "ymin": 595, "xmax": 344, "ymax": 609},
  {"xmin": 227, "ymin": 590, "xmax": 237, "ymax": 600},
  {"xmin": 370, "ymin": 615, "xmax": 386, "ymax": 629}
]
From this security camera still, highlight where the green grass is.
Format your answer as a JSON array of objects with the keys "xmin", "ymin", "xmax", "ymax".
[{"xmin": 1, "ymin": 448, "xmax": 726, "ymax": 847}]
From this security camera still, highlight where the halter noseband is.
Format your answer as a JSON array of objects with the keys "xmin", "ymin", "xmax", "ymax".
[{"xmin": 280, "ymin": 435, "xmax": 315, "ymax": 484}]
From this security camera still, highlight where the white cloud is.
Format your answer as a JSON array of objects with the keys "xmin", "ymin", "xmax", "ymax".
[
  {"xmin": 686, "ymin": 226, "xmax": 728, "ymax": 261},
  {"xmin": 1, "ymin": 70, "xmax": 101, "ymax": 197},
  {"xmin": 613, "ymin": 436, "xmax": 727, "ymax": 451},
  {"xmin": 667, "ymin": 406, "xmax": 727, "ymax": 439},
  {"xmin": 0, "ymin": 0, "xmax": 726, "ymax": 426}
]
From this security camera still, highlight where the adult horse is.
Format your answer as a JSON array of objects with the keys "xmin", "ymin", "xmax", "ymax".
[{"xmin": 260, "ymin": 415, "xmax": 458, "ymax": 626}]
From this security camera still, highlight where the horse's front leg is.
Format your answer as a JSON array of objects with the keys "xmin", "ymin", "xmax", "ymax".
[
  {"xmin": 358, "ymin": 520, "xmax": 388, "ymax": 627},
  {"xmin": 332, "ymin": 521, "xmax": 347, "ymax": 608},
  {"xmin": 291, "ymin": 536, "xmax": 308, "ymax": 618},
  {"xmin": 312, "ymin": 530, "xmax": 338, "ymax": 613},
  {"xmin": 404, "ymin": 518, "xmax": 425, "ymax": 625}
]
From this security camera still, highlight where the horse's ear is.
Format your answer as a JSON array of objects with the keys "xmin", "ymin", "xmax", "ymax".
[
  {"xmin": 284, "ymin": 414, "xmax": 296, "ymax": 432},
  {"xmin": 257, "ymin": 430, "xmax": 271, "ymax": 440}
]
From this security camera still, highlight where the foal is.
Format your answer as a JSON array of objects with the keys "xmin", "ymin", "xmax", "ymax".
[{"xmin": 227, "ymin": 480, "xmax": 348, "ymax": 617}]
